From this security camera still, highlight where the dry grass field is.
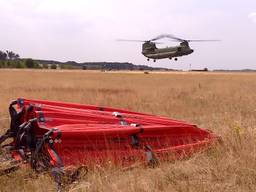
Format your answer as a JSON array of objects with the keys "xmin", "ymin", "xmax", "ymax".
[{"xmin": 0, "ymin": 69, "xmax": 256, "ymax": 192}]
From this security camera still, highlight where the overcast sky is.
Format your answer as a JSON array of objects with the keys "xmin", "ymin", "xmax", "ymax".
[{"xmin": 0, "ymin": 0, "xmax": 256, "ymax": 70}]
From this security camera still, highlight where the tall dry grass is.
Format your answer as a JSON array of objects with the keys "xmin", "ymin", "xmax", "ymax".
[{"xmin": 0, "ymin": 69, "xmax": 256, "ymax": 191}]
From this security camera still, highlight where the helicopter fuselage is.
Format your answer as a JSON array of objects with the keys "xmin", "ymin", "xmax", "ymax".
[{"xmin": 142, "ymin": 42, "xmax": 194, "ymax": 60}]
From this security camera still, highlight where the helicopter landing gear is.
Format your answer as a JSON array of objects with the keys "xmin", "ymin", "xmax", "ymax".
[
  {"xmin": 153, "ymin": 59, "xmax": 156, "ymax": 62},
  {"xmin": 174, "ymin": 58, "xmax": 178, "ymax": 61},
  {"xmin": 147, "ymin": 58, "xmax": 150, "ymax": 61},
  {"xmin": 169, "ymin": 57, "xmax": 172, "ymax": 60}
]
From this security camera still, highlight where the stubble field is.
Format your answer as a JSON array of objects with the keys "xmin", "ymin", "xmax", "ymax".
[{"xmin": 0, "ymin": 69, "xmax": 256, "ymax": 192}]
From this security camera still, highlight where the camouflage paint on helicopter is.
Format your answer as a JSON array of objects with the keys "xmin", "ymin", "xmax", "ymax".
[{"xmin": 142, "ymin": 40, "xmax": 194, "ymax": 61}]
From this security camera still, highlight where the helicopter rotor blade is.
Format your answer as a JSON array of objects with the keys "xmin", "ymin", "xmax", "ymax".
[
  {"xmin": 156, "ymin": 34, "xmax": 221, "ymax": 43},
  {"xmin": 151, "ymin": 34, "xmax": 186, "ymax": 42},
  {"xmin": 116, "ymin": 39, "xmax": 146, "ymax": 42},
  {"xmin": 116, "ymin": 39, "xmax": 164, "ymax": 44},
  {"xmin": 150, "ymin": 35, "xmax": 165, "ymax": 41},
  {"xmin": 154, "ymin": 42, "xmax": 164, "ymax": 44},
  {"xmin": 186, "ymin": 39, "xmax": 221, "ymax": 42},
  {"xmin": 168, "ymin": 39, "xmax": 221, "ymax": 43},
  {"xmin": 149, "ymin": 34, "xmax": 179, "ymax": 41}
]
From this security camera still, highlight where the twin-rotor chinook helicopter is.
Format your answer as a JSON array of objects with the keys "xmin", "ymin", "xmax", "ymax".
[{"xmin": 118, "ymin": 34, "xmax": 220, "ymax": 62}]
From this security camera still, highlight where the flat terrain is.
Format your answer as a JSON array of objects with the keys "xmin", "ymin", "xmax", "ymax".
[{"xmin": 0, "ymin": 70, "xmax": 256, "ymax": 192}]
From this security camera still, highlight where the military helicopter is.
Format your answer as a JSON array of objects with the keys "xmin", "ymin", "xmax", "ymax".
[{"xmin": 118, "ymin": 34, "xmax": 220, "ymax": 62}]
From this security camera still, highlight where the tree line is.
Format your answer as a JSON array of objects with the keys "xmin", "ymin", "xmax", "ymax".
[
  {"xmin": 0, "ymin": 50, "xmax": 42, "ymax": 69},
  {"xmin": 0, "ymin": 50, "xmax": 74, "ymax": 69}
]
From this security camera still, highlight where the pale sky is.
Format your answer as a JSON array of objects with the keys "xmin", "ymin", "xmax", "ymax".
[{"xmin": 0, "ymin": 0, "xmax": 256, "ymax": 70}]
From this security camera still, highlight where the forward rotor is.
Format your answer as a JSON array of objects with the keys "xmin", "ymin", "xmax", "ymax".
[
  {"xmin": 157, "ymin": 34, "xmax": 221, "ymax": 43},
  {"xmin": 116, "ymin": 36, "xmax": 164, "ymax": 44}
]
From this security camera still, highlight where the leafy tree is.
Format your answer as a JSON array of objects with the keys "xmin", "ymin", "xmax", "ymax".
[
  {"xmin": 6, "ymin": 50, "xmax": 16, "ymax": 60},
  {"xmin": 0, "ymin": 50, "xmax": 21, "ymax": 68},
  {"xmin": 0, "ymin": 51, "xmax": 7, "ymax": 60},
  {"xmin": 14, "ymin": 53, "xmax": 20, "ymax": 60}
]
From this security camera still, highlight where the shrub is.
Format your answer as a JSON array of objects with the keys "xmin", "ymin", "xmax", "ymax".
[
  {"xmin": 25, "ymin": 59, "xmax": 35, "ymax": 68},
  {"xmin": 50, "ymin": 64, "xmax": 57, "ymax": 69}
]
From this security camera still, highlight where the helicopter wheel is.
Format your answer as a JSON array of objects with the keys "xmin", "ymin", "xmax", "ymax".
[
  {"xmin": 169, "ymin": 58, "xmax": 172, "ymax": 60},
  {"xmin": 147, "ymin": 58, "xmax": 150, "ymax": 61},
  {"xmin": 153, "ymin": 59, "xmax": 156, "ymax": 62},
  {"xmin": 174, "ymin": 58, "xmax": 178, "ymax": 61}
]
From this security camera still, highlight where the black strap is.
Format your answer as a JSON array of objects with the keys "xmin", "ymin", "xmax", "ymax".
[
  {"xmin": 32, "ymin": 128, "xmax": 63, "ymax": 169},
  {"xmin": 17, "ymin": 98, "xmax": 24, "ymax": 108},
  {"xmin": 144, "ymin": 145, "xmax": 159, "ymax": 167},
  {"xmin": 131, "ymin": 134, "xmax": 140, "ymax": 147},
  {"xmin": 15, "ymin": 118, "xmax": 37, "ymax": 150},
  {"xmin": 130, "ymin": 125, "xmax": 144, "ymax": 148},
  {"xmin": 128, "ymin": 125, "xmax": 158, "ymax": 167},
  {"xmin": 98, "ymin": 107, "xmax": 104, "ymax": 111},
  {"xmin": 38, "ymin": 111, "xmax": 47, "ymax": 129},
  {"xmin": 9, "ymin": 100, "xmax": 25, "ymax": 137}
]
